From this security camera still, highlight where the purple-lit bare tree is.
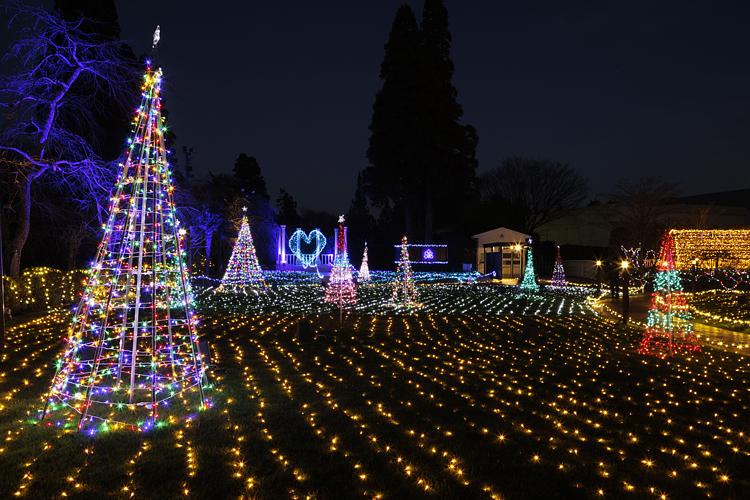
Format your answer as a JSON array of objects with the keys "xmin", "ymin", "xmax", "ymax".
[
  {"xmin": 172, "ymin": 170, "xmax": 225, "ymax": 276},
  {"xmin": 183, "ymin": 206, "xmax": 224, "ymax": 275},
  {"xmin": 0, "ymin": 3, "xmax": 134, "ymax": 277}
]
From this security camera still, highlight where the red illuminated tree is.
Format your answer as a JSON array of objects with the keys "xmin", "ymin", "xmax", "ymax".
[
  {"xmin": 324, "ymin": 215, "xmax": 357, "ymax": 313},
  {"xmin": 638, "ymin": 231, "xmax": 701, "ymax": 357}
]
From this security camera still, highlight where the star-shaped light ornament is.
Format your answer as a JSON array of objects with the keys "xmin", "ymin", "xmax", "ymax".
[
  {"xmin": 338, "ymin": 215, "xmax": 345, "ymax": 224},
  {"xmin": 242, "ymin": 206, "xmax": 248, "ymax": 212}
]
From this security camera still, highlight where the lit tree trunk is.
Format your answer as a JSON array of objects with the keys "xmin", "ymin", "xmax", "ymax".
[
  {"xmin": 8, "ymin": 175, "xmax": 33, "ymax": 278},
  {"xmin": 39, "ymin": 68, "xmax": 82, "ymax": 145},
  {"xmin": 10, "ymin": 66, "xmax": 82, "ymax": 277},
  {"xmin": 621, "ymin": 270, "xmax": 630, "ymax": 324}
]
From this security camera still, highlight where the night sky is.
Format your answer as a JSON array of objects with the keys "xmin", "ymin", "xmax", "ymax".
[{"xmin": 17, "ymin": 2, "xmax": 750, "ymax": 211}]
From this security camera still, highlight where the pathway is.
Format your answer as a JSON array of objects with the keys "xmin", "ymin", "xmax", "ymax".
[{"xmin": 596, "ymin": 295, "xmax": 750, "ymax": 356}]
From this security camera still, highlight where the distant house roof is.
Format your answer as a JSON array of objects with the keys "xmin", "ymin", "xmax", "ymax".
[
  {"xmin": 472, "ymin": 227, "xmax": 530, "ymax": 244},
  {"xmin": 536, "ymin": 199, "xmax": 750, "ymax": 248},
  {"xmin": 677, "ymin": 188, "xmax": 750, "ymax": 209}
]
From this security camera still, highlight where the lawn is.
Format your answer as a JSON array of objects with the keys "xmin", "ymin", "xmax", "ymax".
[
  {"xmin": 1, "ymin": 285, "xmax": 749, "ymax": 498},
  {"xmin": 691, "ymin": 289, "xmax": 750, "ymax": 333}
]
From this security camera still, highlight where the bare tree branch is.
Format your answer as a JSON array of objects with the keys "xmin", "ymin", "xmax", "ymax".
[
  {"xmin": 480, "ymin": 157, "xmax": 589, "ymax": 234},
  {"xmin": 610, "ymin": 176, "xmax": 680, "ymax": 248},
  {"xmin": 0, "ymin": 1, "xmax": 136, "ymax": 276}
]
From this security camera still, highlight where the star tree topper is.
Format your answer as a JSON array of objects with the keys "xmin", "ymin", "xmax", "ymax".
[{"xmin": 152, "ymin": 25, "xmax": 161, "ymax": 49}]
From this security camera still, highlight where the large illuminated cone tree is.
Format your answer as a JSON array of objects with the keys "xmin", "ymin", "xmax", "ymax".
[
  {"xmin": 638, "ymin": 231, "xmax": 701, "ymax": 357},
  {"xmin": 358, "ymin": 243, "xmax": 371, "ymax": 283},
  {"xmin": 519, "ymin": 243, "xmax": 539, "ymax": 292},
  {"xmin": 221, "ymin": 208, "xmax": 266, "ymax": 289},
  {"xmin": 42, "ymin": 63, "xmax": 209, "ymax": 432},
  {"xmin": 550, "ymin": 245, "xmax": 567, "ymax": 287},
  {"xmin": 391, "ymin": 236, "xmax": 420, "ymax": 308},
  {"xmin": 324, "ymin": 216, "xmax": 357, "ymax": 314}
]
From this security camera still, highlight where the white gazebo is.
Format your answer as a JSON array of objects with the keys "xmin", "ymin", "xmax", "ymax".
[{"xmin": 472, "ymin": 227, "xmax": 531, "ymax": 279}]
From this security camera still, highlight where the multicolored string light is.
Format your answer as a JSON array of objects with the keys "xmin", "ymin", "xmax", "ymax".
[
  {"xmin": 40, "ymin": 62, "xmax": 210, "ymax": 432},
  {"xmin": 391, "ymin": 236, "xmax": 420, "ymax": 309},
  {"xmin": 550, "ymin": 245, "xmax": 567, "ymax": 287},
  {"xmin": 323, "ymin": 215, "xmax": 357, "ymax": 308}
]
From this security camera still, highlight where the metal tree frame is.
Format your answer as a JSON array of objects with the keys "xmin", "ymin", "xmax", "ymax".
[{"xmin": 42, "ymin": 64, "xmax": 207, "ymax": 432}]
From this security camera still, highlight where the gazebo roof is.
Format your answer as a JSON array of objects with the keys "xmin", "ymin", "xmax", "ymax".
[{"xmin": 472, "ymin": 227, "xmax": 530, "ymax": 244}]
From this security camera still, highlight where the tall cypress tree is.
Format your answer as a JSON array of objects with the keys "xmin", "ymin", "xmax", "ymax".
[
  {"xmin": 419, "ymin": 0, "xmax": 478, "ymax": 242},
  {"xmin": 365, "ymin": 5, "xmax": 422, "ymax": 238},
  {"xmin": 366, "ymin": 1, "xmax": 477, "ymax": 242},
  {"xmin": 233, "ymin": 153, "xmax": 269, "ymax": 199},
  {"xmin": 276, "ymin": 188, "xmax": 300, "ymax": 227},
  {"xmin": 346, "ymin": 172, "xmax": 375, "ymax": 264}
]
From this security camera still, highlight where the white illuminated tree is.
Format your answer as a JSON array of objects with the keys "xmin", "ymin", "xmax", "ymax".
[{"xmin": 358, "ymin": 243, "xmax": 371, "ymax": 283}]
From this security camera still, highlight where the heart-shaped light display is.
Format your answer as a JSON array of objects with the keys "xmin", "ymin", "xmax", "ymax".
[{"xmin": 288, "ymin": 229, "xmax": 327, "ymax": 268}]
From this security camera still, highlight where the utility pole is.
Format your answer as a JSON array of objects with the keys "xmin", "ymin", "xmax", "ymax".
[
  {"xmin": 620, "ymin": 260, "xmax": 630, "ymax": 324},
  {"xmin": 0, "ymin": 196, "xmax": 6, "ymax": 354}
]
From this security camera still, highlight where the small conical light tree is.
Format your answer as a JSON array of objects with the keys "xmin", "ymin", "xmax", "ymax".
[
  {"xmin": 519, "ymin": 242, "xmax": 539, "ymax": 292},
  {"xmin": 392, "ymin": 236, "xmax": 420, "ymax": 308},
  {"xmin": 324, "ymin": 215, "xmax": 357, "ymax": 317},
  {"xmin": 41, "ymin": 60, "xmax": 208, "ymax": 432},
  {"xmin": 638, "ymin": 231, "xmax": 701, "ymax": 357},
  {"xmin": 220, "ymin": 207, "xmax": 266, "ymax": 290},
  {"xmin": 358, "ymin": 243, "xmax": 371, "ymax": 283},
  {"xmin": 550, "ymin": 245, "xmax": 567, "ymax": 287}
]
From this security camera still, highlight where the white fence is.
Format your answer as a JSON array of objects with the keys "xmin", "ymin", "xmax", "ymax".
[{"xmin": 284, "ymin": 253, "xmax": 334, "ymax": 267}]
